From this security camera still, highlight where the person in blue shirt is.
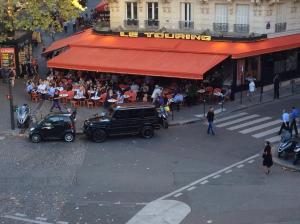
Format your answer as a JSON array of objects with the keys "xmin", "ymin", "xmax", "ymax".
[
  {"xmin": 172, "ymin": 92, "xmax": 184, "ymax": 111},
  {"xmin": 290, "ymin": 106, "xmax": 299, "ymax": 136},
  {"xmin": 48, "ymin": 85, "xmax": 56, "ymax": 99},
  {"xmin": 278, "ymin": 110, "xmax": 290, "ymax": 135}
]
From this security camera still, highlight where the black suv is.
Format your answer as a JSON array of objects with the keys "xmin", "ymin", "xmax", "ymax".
[
  {"xmin": 83, "ymin": 103, "xmax": 165, "ymax": 142},
  {"xmin": 29, "ymin": 113, "xmax": 76, "ymax": 143}
]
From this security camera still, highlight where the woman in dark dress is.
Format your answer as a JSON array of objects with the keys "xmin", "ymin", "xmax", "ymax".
[{"xmin": 263, "ymin": 141, "xmax": 273, "ymax": 175}]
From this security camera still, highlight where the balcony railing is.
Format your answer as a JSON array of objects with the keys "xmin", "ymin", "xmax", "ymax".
[
  {"xmin": 179, "ymin": 21, "xmax": 194, "ymax": 30},
  {"xmin": 234, "ymin": 24, "xmax": 249, "ymax": 33},
  {"xmin": 145, "ymin": 20, "xmax": 160, "ymax": 29},
  {"xmin": 213, "ymin": 23, "xmax": 229, "ymax": 32},
  {"xmin": 124, "ymin": 19, "xmax": 139, "ymax": 28},
  {"xmin": 275, "ymin": 22, "xmax": 286, "ymax": 33}
]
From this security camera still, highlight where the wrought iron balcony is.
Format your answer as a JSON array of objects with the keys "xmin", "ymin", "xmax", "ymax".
[
  {"xmin": 124, "ymin": 19, "xmax": 139, "ymax": 28},
  {"xmin": 213, "ymin": 23, "xmax": 228, "ymax": 32},
  {"xmin": 145, "ymin": 20, "xmax": 159, "ymax": 29},
  {"xmin": 179, "ymin": 21, "xmax": 194, "ymax": 30},
  {"xmin": 234, "ymin": 24, "xmax": 249, "ymax": 33},
  {"xmin": 275, "ymin": 22, "xmax": 286, "ymax": 33}
]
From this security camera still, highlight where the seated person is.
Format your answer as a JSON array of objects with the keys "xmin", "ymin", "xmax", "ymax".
[
  {"xmin": 26, "ymin": 81, "xmax": 34, "ymax": 93},
  {"xmin": 172, "ymin": 92, "xmax": 184, "ymax": 111}
]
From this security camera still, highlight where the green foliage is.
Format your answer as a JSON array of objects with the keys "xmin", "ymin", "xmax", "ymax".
[{"xmin": 0, "ymin": 0, "xmax": 82, "ymax": 42}]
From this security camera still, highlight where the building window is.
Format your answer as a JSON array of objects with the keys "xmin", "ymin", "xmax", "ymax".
[
  {"xmin": 125, "ymin": 2, "xmax": 138, "ymax": 27},
  {"xmin": 234, "ymin": 4, "xmax": 249, "ymax": 33},
  {"xmin": 214, "ymin": 4, "xmax": 228, "ymax": 32},
  {"xmin": 126, "ymin": 2, "xmax": 137, "ymax": 20},
  {"xmin": 147, "ymin": 2, "xmax": 158, "ymax": 20},
  {"xmin": 145, "ymin": 2, "xmax": 159, "ymax": 28},
  {"xmin": 275, "ymin": 4, "xmax": 286, "ymax": 32},
  {"xmin": 179, "ymin": 3, "xmax": 193, "ymax": 29}
]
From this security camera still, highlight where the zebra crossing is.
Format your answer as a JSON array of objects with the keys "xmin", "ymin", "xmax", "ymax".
[{"xmin": 215, "ymin": 112, "xmax": 283, "ymax": 144}]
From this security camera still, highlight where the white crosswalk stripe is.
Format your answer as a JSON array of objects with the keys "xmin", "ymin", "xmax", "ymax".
[
  {"xmin": 216, "ymin": 114, "xmax": 260, "ymax": 128},
  {"xmin": 252, "ymin": 127, "xmax": 279, "ymax": 138},
  {"xmin": 239, "ymin": 120, "xmax": 282, "ymax": 134},
  {"xmin": 214, "ymin": 112, "xmax": 248, "ymax": 124},
  {"xmin": 214, "ymin": 112, "xmax": 284, "ymax": 144},
  {"xmin": 227, "ymin": 117, "xmax": 272, "ymax": 131}
]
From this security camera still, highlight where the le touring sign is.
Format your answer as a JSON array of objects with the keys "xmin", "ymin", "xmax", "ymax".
[{"xmin": 119, "ymin": 31, "xmax": 212, "ymax": 41}]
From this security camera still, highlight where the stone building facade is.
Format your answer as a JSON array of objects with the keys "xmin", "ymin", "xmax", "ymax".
[{"xmin": 108, "ymin": 0, "xmax": 300, "ymax": 37}]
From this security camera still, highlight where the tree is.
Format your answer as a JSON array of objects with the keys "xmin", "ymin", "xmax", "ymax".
[{"xmin": 0, "ymin": 0, "xmax": 84, "ymax": 42}]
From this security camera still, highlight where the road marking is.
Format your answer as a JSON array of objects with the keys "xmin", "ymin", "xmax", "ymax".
[
  {"xmin": 248, "ymin": 160, "xmax": 255, "ymax": 163},
  {"xmin": 174, "ymin": 193, "xmax": 183, "ymax": 198},
  {"xmin": 126, "ymin": 200, "xmax": 191, "ymax": 224},
  {"xmin": 194, "ymin": 108, "xmax": 225, "ymax": 118},
  {"xmin": 237, "ymin": 164, "xmax": 244, "ymax": 168},
  {"xmin": 200, "ymin": 180, "xmax": 209, "ymax": 185},
  {"xmin": 265, "ymin": 135, "xmax": 281, "ymax": 143},
  {"xmin": 36, "ymin": 217, "xmax": 48, "ymax": 221},
  {"xmin": 227, "ymin": 117, "xmax": 272, "ymax": 130},
  {"xmin": 216, "ymin": 115, "xmax": 260, "ymax": 128},
  {"xmin": 212, "ymin": 175, "xmax": 221, "ymax": 179},
  {"xmin": 252, "ymin": 127, "xmax": 279, "ymax": 138},
  {"xmin": 156, "ymin": 154, "xmax": 259, "ymax": 201},
  {"xmin": 239, "ymin": 120, "xmax": 281, "ymax": 134},
  {"xmin": 56, "ymin": 221, "xmax": 69, "ymax": 224},
  {"xmin": 225, "ymin": 169, "xmax": 232, "ymax": 174},
  {"xmin": 3, "ymin": 215, "xmax": 52, "ymax": 224},
  {"xmin": 187, "ymin": 186, "xmax": 196, "ymax": 191},
  {"xmin": 15, "ymin": 213, "xmax": 27, "ymax": 217},
  {"xmin": 214, "ymin": 112, "xmax": 248, "ymax": 124}
]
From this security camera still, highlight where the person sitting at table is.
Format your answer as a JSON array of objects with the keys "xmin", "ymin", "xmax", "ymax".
[
  {"xmin": 76, "ymin": 86, "xmax": 85, "ymax": 98},
  {"xmin": 26, "ymin": 81, "xmax": 34, "ymax": 94},
  {"xmin": 116, "ymin": 90, "xmax": 125, "ymax": 104},
  {"xmin": 172, "ymin": 92, "xmax": 184, "ymax": 111},
  {"xmin": 92, "ymin": 87, "xmax": 101, "ymax": 98},
  {"xmin": 37, "ymin": 80, "xmax": 47, "ymax": 99},
  {"xmin": 130, "ymin": 82, "xmax": 139, "ymax": 93},
  {"xmin": 47, "ymin": 84, "xmax": 56, "ymax": 100},
  {"xmin": 104, "ymin": 88, "xmax": 114, "ymax": 108}
]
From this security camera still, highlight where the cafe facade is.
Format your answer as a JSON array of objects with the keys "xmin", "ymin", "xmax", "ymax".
[{"xmin": 45, "ymin": 0, "xmax": 300, "ymax": 100}]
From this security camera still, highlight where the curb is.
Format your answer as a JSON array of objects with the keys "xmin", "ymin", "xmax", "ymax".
[{"xmin": 271, "ymin": 146, "xmax": 300, "ymax": 172}]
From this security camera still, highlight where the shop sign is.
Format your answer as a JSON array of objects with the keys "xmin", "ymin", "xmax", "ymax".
[
  {"xmin": 119, "ymin": 31, "xmax": 212, "ymax": 41},
  {"xmin": 0, "ymin": 48, "xmax": 15, "ymax": 69}
]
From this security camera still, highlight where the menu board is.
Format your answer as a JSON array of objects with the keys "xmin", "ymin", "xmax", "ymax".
[{"xmin": 0, "ymin": 48, "xmax": 15, "ymax": 69}]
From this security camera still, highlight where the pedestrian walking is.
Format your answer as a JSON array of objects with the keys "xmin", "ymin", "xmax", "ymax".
[
  {"xmin": 278, "ymin": 109, "xmax": 290, "ymax": 135},
  {"xmin": 248, "ymin": 80, "xmax": 256, "ymax": 101},
  {"xmin": 273, "ymin": 74, "xmax": 280, "ymax": 99},
  {"xmin": 50, "ymin": 90, "xmax": 62, "ymax": 112},
  {"xmin": 9, "ymin": 68, "xmax": 16, "ymax": 87},
  {"xmin": 206, "ymin": 107, "xmax": 215, "ymax": 135},
  {"xmin": 63, "ymin": 21, "xmax": 68, "ymax": 33},
  {"xmin": 290, "ymin": 106, "xmax": 299, "ymax": 137},
  {"xmin": 262, "ymin": 141, "xmax": 273, "ymax": 175}
]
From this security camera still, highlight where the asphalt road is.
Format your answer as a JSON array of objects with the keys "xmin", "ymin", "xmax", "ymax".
[{"xmin": 0, "ymin": 96, "xmax": 300, "ymax": 224}]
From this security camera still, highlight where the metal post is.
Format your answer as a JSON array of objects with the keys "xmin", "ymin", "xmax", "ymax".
[
  {"xmin": 221, "ymin": 94, "xmax": 224, "ymax": 112},
  {"xmin": 8, "ymin": 78, "xmax": 15, "ymax": 130},
  {"xmin": 203, "ymin": 99, "xmax": 206, "ymax": 117},
  {"xmin": 260, "ymin": 82, "xmax": 263, "ymax": 103}
]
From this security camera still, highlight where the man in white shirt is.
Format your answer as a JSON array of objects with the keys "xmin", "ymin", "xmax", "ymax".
[
  {"xmin": 248, "ymin": 80, "xmax": 255, "ymax": 101},
  {"xmin": 151, "ymin": 85, "xmax": 162, "ymax": 103},
  {"xmin": 130, "ymin": 82, "xmax": 139, "ymax": 93}
]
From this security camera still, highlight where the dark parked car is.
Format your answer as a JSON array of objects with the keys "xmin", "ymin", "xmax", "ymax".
[
  {"xmin": 83, "ymin": 103, "xmax": 167, "ymax": 142},
  {"xmin": 29, "ymin": 113, "xmax": 76, "ymax": 143}
]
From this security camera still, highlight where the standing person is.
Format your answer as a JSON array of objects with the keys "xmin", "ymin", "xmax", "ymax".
[
  {"xmin": 9, "ymin": 68, "xmax": 16, "ymax": 87},
  {"xmin": 278, "ymin": 110, "xmax": 290, "ymax": 135},
  {"xmin": 50, "ymin": 89, "xmax": 62, "ymax": 112},
  {"xmin": 151, "ymin": 85, "xmax": 162, "ymax": 103},
  {"xmin": 63, "ymin": 21, "xmax": 68, "ymax": 33},
  {"xmin": 262, "ymin": 141, "xmax": 273, "ymax": 175},
  {"xmin": 206, "ymin": 107, "xmax": 215, "ymax": 135},
  {"xmin": 273, "ymin": 74, "xmax": 280, "ymax": 99},
  {"xmin": 248, "ymin": 80, "xmax": 255, "ymax": 101},
  {"xmin": 290, "ymin": 106, "xmax": 299, "ymax": 137}
]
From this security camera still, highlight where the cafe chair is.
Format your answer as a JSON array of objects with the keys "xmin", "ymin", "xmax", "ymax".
[
  {"xmin": 70, "ymin": 100, "xmax": 79, "ymax": 108},
  {"xmin": 66, "ymin": 91, "xmax": 74, "ymax": 103},
  {"xmin": 98, "ymin": 93, "xmax": 107, "ymax": 106},
  {"xmin": 86, "ymin": 100, "xmax": 95, "ymax": 108},
  {"xmin": 31, "ymin": 92, "xmax": 40, "ymax": 102}
]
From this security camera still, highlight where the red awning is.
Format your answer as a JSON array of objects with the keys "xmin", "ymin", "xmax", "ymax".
[
  {"xmin": 47, "ymin": 47, "xmax": 228, "ymax": 79},
  {"xmin": 95, "ymin": 0, "xmax": 108, "ymax": 12}
]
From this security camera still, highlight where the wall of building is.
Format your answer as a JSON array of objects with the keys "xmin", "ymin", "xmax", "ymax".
[{"xmin": 109, "ymin": 0, "xmax": 300, "ymax": 36}]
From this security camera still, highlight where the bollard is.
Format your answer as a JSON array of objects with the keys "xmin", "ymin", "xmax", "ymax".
[{"xmin": 290, "ymin": 80, "xmax": 295, "ymax": 94}]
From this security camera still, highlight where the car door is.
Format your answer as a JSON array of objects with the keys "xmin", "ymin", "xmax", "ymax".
[
  {"xmin": 126, "ymin": 109, "xmax": 143, "ymax": 134},
  {"xmin": 107, "ymin": 110, "xmax": 129, "ymax": 135},
  {"xmin": 40, "ymin": 117, "xmax": 57, "ymax": 139},
  {"xmin": 52, "ymin": 116, "xmax": 67, "ymax": 139}
]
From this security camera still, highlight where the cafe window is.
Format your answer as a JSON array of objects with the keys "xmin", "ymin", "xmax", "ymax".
[
  {"xmin": 180, "ymin": 2, "xmax": 192, "ymax": 22},
  {"xmin": 276, "ymin": 3, "xmax": 286, "ymax": 23},
  {"xmin": 215, "ymin": 4, "xmax": 228, "ymax": 24},
  {"xmin": 147, "ymin": 2, "xmax": 158, "ymax": 20},
  {"xmin": 126, "ymin": 2, "xmax": 137, "ymax": 20}
]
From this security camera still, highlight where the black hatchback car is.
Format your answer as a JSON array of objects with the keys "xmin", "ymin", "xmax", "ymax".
[
  {"xmin": 83, "ymin": 103, "xmax": 166, "ymax": 142},
  {"xmin": 29, "ymin": 113, "xmax": 76, "ymax": 143}
]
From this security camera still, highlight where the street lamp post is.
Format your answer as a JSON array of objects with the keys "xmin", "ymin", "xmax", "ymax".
[{"xmin": 8, "ymin": 77, "xmax": 15, "ymax": 130}]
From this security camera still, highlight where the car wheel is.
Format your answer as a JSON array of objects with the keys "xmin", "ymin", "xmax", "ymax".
[
  {"xmin": 64, "ymin": 133, "xmax": 74, "ymax": 142},
  {"xmin": 141, "ymin": 126, "xmax": 154, "ymax": 139},
  {"xmin": 92, "ymin": 129, "xmax": 107, "ymax": 143},
  {"xmin": 31, "ymin": 134, "xmax": 41, "ymax": 143}
]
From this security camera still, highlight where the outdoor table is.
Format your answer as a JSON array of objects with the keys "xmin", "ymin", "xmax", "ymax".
[
  {"xmin": 107, "ymin": 98, "xmax": 117, "ymax": 103},
  {"xmin": 74, "ymin": 95, "xmax": 86, "ymax": 100},
  {"xmin": 56, "ymin": 87, "xmax": 64, "ymax": 91},
  {"xmin": 198, "ymin": 89, "xmax": 206, "ymax": 94},
  {"xmin": 59, "ymin": 93, "xmax": 68, "ymax": 103},
  {"xmin": 91, "ymin": 96, "xmax": 100, "ymax": 100},
  {"xmin": 123, "ymin": 95, "xmax": 129, "ymax": 99},
  {"xmin": 59, "ymin": 94, "xmax": 68, "ymax": 97}
]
